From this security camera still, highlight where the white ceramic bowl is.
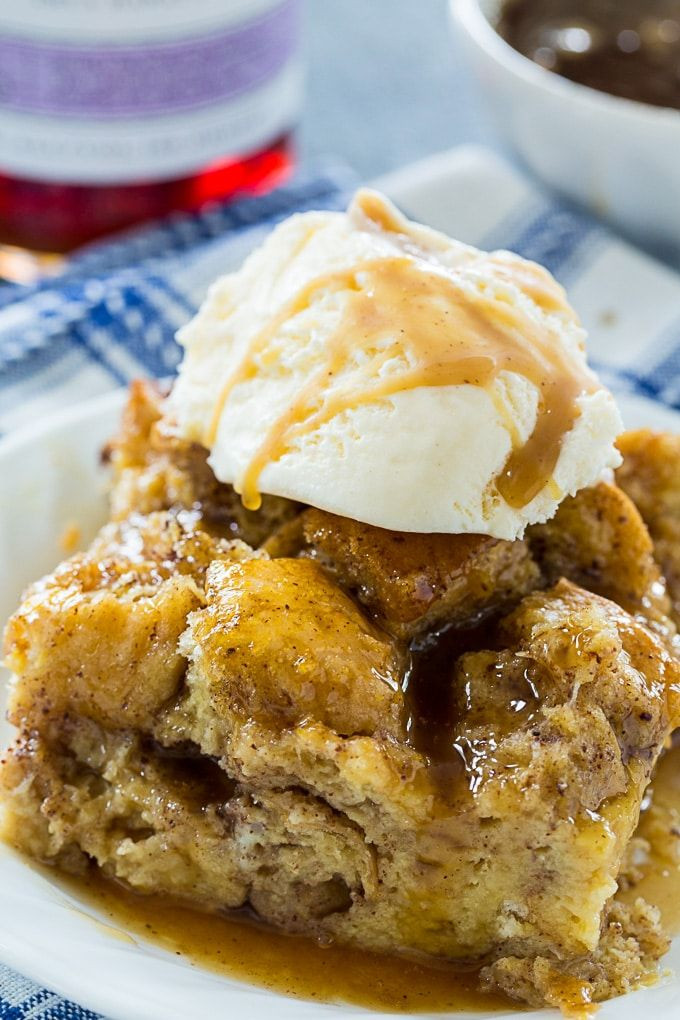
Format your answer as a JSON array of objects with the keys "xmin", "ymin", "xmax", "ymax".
[{"xmin": 451, "ymin": 0, "xmax": 680, "ymax": 258}]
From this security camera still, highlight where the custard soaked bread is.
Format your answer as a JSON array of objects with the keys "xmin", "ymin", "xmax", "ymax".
[{"xmin": 3, "ymin": 400, "xmax": 680, "ymax": 1014}]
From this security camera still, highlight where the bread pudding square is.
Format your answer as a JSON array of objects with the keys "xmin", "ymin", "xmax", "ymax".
[{"xmin": 2, "ymin": 442, "xmax": 679, "ymax": 1013}]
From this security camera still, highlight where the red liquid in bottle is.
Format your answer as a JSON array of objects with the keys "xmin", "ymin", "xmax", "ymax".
[
  {"xmin": 0, "ymin": 1, "xmax": 301, "ymax": 278},
  {"xmin": 0, "ymin": 131, "xmax": 294, "ymax": 254}
]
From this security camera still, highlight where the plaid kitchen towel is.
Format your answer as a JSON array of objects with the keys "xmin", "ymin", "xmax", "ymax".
[
  {"xmin": 3, "ymin": 146, "xmax": 680, "ymax": 1018},
  {"xmin": 4, "ymin": 147, "xmax": 680, "ymax": 443}
]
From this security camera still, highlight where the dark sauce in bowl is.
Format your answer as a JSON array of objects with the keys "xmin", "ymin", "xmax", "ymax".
[{"xmin": 498, "ymin": 0, "xmax": 680, "ymax": 111}]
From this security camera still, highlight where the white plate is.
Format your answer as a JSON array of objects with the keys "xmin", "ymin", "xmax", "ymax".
[{"xmin": 1, "ymin": 387, "xmax": 680, "ymax": 1020}]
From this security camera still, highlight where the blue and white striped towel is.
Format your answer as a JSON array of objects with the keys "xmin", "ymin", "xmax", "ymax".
[{"xmin": 3, "ymin": 146, "xmax": 680, "ymax": 1019}]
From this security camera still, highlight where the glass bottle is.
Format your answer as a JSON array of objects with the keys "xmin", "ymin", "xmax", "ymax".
[{"xmin": 0, "ymin": 0, "xmax": 301, "ymax": 257}]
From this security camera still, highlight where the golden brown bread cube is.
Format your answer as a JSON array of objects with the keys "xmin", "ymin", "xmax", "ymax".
[
  {"xmin": 106, "ymin": 379, "xmax": 298, "ymax": 546},
  {"xmin": 4, "ymin": 510, "xmax": 243, "ymax": 731},
  {"xmin": 455, "ymin": 580, "xmax": 677, "ymax": 811},
  {"xmin": 528, "ymin": 480, "xmax": 672, "ymax": 629},
  {"xmin": 183, "ymin": 557, "xmax": 405, "ymax": 740},
  {"xmin": 616, "ymin": 429, "xmax": 680, "ymax": 626},
  {"xmin": 282, "ymin": 507, "xmax": 541, "ymax": 639}
]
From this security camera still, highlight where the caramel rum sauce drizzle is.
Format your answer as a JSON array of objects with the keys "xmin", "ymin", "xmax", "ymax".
[{"xmin": 206, "ymin": 199, "xmax": 596, "ymax": 513}]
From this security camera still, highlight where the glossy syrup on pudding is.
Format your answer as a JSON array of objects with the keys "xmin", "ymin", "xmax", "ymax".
[
  {"xmin": 402, "ymin": 616, "xmax": 501, "ymax": 765},
  {"xmin": 206, "ymin": 190, "xmax": 596, "ymax": 514},
  {"xmin": 402, "ymin": 613, "xmax": 544, "ymax": 796}
]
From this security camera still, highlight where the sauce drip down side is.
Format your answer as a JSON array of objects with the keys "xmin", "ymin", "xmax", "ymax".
[
  {"xmin": 45, "ymin": 838, "xmax": 511, "ymax": 1015},
  {"xmin": 402, "ymin": 615, "xmax": 545, "ymax": 797},
  {"xmin": 403, "ymin": 616, "xmax": 500, "ymax": 766},
  {"xmin": 619, "ymin": 743, "xmax": 680, "ymax": 935}
]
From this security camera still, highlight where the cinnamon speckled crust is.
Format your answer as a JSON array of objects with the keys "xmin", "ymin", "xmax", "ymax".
[
  {"xmin": 286, "ymin": 508, "xmax": 541, "ymax": 639},
  {"xmin": 616, "ymin": 430, "xmax": 680, "ymax": 628},
  {"xmin": 186, "ymin": 556, "xmax": 406, "ymax": 739},
  {"xmin": 3, "ymin": 509, "xmax": 255, "ymax": 732},
  {"xmin": 2, "ymin": 389, "xmax": 680, "ymax": 1017},
  {"xmin": 6, "ymin": 515, "xmax": 193, "ymax": 732},
  {"xmin": 528, "ymin": 480, "xmax": 672, "ymax": 630}
]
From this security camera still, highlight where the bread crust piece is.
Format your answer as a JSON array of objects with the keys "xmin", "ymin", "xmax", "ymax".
[
  {"xmin": 481, "ymin": 897, "xmax": 669, "ymax": 1011},
  {"xmin": 528, "ymin": 480, "xmax": 672, "ymax": 626},
  {"xmin": 3, "ymin": 509, "xmax": 254, "ymax": 731},
  {"xmin": 267, "ymin": 507, "xmax": 541, "ymax": 640},
  {"xmin": 616, "ymin": 429, "xmax": 680, "ymax": 627},
  {"xmin": 186, "ymin": 557, "xmax": 406, "ymax": 738}
]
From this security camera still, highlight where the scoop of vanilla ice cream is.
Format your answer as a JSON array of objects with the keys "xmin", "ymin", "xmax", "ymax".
[{"xmin": 169, "ymin": 189, "xmax": 623, "ymax": 539}]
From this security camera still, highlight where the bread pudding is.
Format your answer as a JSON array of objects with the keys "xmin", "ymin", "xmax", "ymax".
[{"xmin": 2, "ymin": 192, "xmax": 680, "ymax": 1016}]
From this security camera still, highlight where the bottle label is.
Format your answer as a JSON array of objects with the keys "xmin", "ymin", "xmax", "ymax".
[{"xmin": 0, "ymin": 0, "xmax": 300, "ymax": 184}]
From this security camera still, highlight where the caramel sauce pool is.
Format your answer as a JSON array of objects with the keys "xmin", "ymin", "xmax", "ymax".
[
  {"xmin": 50, "ymin": 869, "xmax": 513, "ymax": 1014},
  {"xmin": 620, "ymin": 744, "xmax": 680, "ymax": 935},
  {"xmin": 206, "ymin": 190, "xmax": 595, "ymax": 514}
]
